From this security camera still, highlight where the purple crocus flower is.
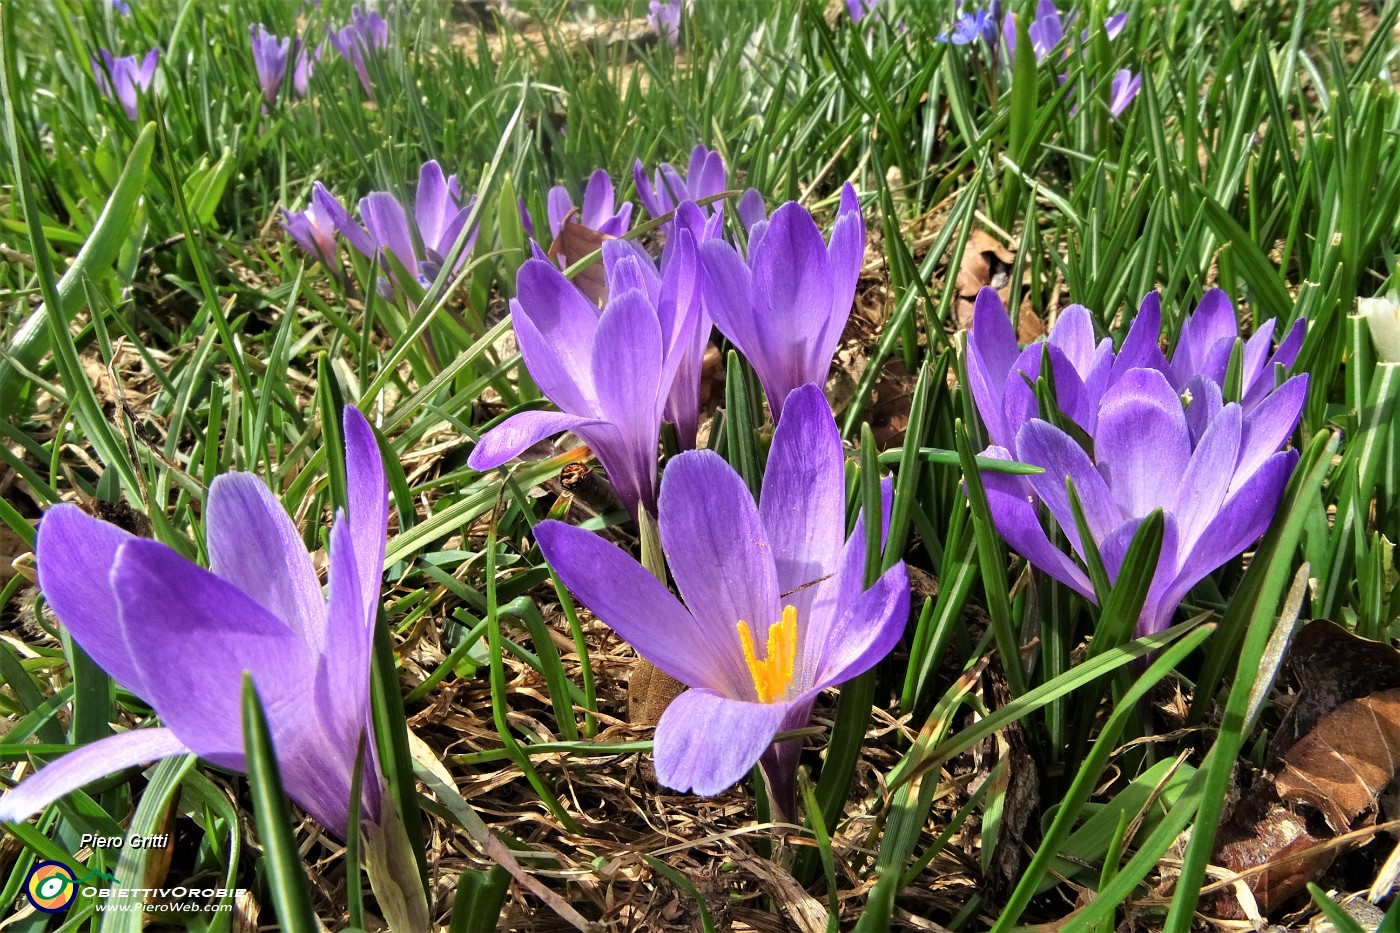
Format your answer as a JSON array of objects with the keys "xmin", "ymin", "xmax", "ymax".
[
  {"xmin": 328, "ymin": 5, "xmax": 388, "ymax": 96},
  {"xmin": 546, "ymin": 168, "xmax": 633, "ymax": 242},
  {"xmin": 0, "ymin": 407, "xmax": 388, "ymax": 840},
  {"xmin": 633, "ymin": 144, "xmax": 729, "ymax": 224},
  {"xmin": 111, "ymin": 0, "xmax": 131, "ymax": 15},
  {"xmin": 281, "ymin": 181, "xmax": 347, "ymax": 271},
  {"xmin": 468, "ymin": 232, "xmax": 703, "ymax": 518},
  {"xmin": 330, "ymin": 160, "xmax": 478, "ymax": 300},
  {"xmin": 938, "ymin": 9, "xmax": 997, "ymax": 45},
  {"xmin": 91, "ymin": 48, "xmax": 158, "ymax": 121},
  {"xmin": 249, "ymin": 24, "xmax": 311, "ymax": 103},
  {"xmin": 648, "ymin": 0, "xmax": 683, "ymax": 47},
  {"xmin": 535, "ymin": 384, "xmax": 909, "ymax": 816},
  {"xmin": 698, "ymin": 183, "xmax": 865, "ymax": 421},
  {"xmin": 1108, "ymin": 68, "xmax": 1141, "ymax": 117},
  {"xmin": 966, "ymin": 287, "xmax": 1308, "ymax": 638}
]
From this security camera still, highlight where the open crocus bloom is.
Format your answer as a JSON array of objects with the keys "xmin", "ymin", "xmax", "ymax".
[
  {"xmin": 468, "ymin": 232, "xmax": 703, "ymax": 517},
  {"xmin": 698, "ymin": 183, "xmax": 864, "ymax": 421},
  {"xmin": 982, "ymin": 368, "xmax": 1305, "ymax": 637},
  {"xmin": 281, "ymin": 181, "xmax": 345, "ymax": 271},
  {"xmin": 328, "ymin": 5, "xmax": 388, "ymax": 96},
  {"xmin": 535, "ymin": 385, "xmax": 909, "ymax": 815},
  {"xmin": 92, "ymin": 48, "xmax": 158, "ymax": 120},
  {"xmin": 250, "ymin": 24, "xmax": 310, "ymax": 103},
  {"xmin": 634, "ymin": 145, "xmax": 728, "ymax": 223},
  {"xmin": 647, "ymin": 0, "xmax": 683, "ymax": 46},
  {"xmin": 546, "ymin": 168, "xmax": 633, "ymax": 242},
  {"xmin": 0, "ymin": 407, "xmax": 387, "ymax": 840},
  {"xmin": 966, "ymin": 286, "xmax": 1308, "ymax": 638},
  {"xmin": 330, "ymin": 160, "xmax": 478, "ymax": 301},
  {"xmin": 966, "ymin": 287, "xmax": 1305, "ymax": 449}
]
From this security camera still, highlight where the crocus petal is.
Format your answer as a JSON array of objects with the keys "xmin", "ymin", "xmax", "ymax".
[
  {"xmin": 467, "ymin": 410, "xmax": 608, "ymax": 471},
  {"xmin": 315, "ymin": 182, "xmax": 375, "ymax": 259},
  {"xmin": 512, "ymin": 258, "xmax": 604, "ymax": 410},
  {"xmin": 0, "ymin": 729, "xmax": 190, "ymax": 823},
  {"xmin": 205, "ymin": 473, "xmax": 324, "ymax": 649},
  {"xmin": 1001, "ymin": 342, "xmax": 1089, "ymax": 439},
  {"xmin": 654, "ymin": 690, "xmax": 788, "ymax": 796},
  {"xmin": 810, "ymin": 183, "xmax": 863, "ymax": 380},
  {"xmin": 966, "ymin": 288, "xmax": 1020, "ymax": 446},
  {"xmin": 580, "ymin": 169, "xmax": 615, "ymax": 230},
  {"xmin": 1234, "ymin": 375, "xmax": 1307, "ymax": 491},
  {"xmin": 34, "ymin": 505, "xmax": 149, "ymax": 697},
  {"xmin": 1171, "ymin": 289, "xmax": 1237, "ymax": 387},
  {"xmin": 751, "ymin": 202, "xmax": 833, "ymax": 409},
  {"xmin": 414, "ymin": 161, "xmax": 453, "ymax": 253},
  {"xmin": 535, "ymin": 521, "xmax": 745, "ymax": 693},
  {"xmin": 759, "ymin": 385, "xmax": 845, "ymax": 617},
  {"xmin": 979, "ymin": 450, "xmax": 1095, "ymax": 599},
  {"xmin": 111, "ymin": 540, "xmax": 316, "ymax": 769},
  {"xmin": 1049, "ymin": 304, "xmax": 1097, "ymax": 373},
  {"xmin": 738, "ymin": 188, "xmax": 767, "ymax": 232},
  {"xmin": 1182, "ymin": 374, "xmax": 1223, "ymax": 445},
  {"xmin": 810, "ymin": 562, "xmax": 909, "ymax": 690},
  {"xmin": 1017, "ymin": 420, "xmax": 1122, "ymax": 554},
  {"xmin": 1170, "ymin": 403, "xmax": 1242, "ymax": 551},
  {"xmin": 1113, "ymin": 292, "xmax": 1170, "ymax": 380},
  {"xmin": 633, "ymin": 159, "xmax": 664, "ymax": 218},
  {"xmin": 659, "ymin": 450, "xmax": 783, "ymax": 679},
  {"xmin": 361, "ymin": 193, "xmax": 418, "ymax": 281},
  {"xmin": 1160, "ymin": 450, "xmax": 1298, "ymax": 619},
  {"xmin": 342, "ymin": 406, "xmax": 388, "ymax": 632},
  {"xmin": 591, "ymin": 289, "xmax": 666, "ymax": 460},
  {"xmin": 1108, "ymin": 70, "xmax": 1141, "ymax": 117},
  {"xmin": 1104, "ymin": 12, "xmax": 1127, "ymax": 39},
  {"xmin": 546, "ymin": 185, "xmax": 573, "ymax": 241},
  {"xmin": 1093, "ymin": 368, "xmax": 1191, "ymax": 518}
]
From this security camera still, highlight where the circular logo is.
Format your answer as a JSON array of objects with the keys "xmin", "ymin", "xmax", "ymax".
[{"xmin": 24, "ymin": 861, "xmax": 77, "ymax": 913}]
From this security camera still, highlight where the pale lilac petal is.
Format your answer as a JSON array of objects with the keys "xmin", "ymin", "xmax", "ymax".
[
  {"xmin": 633, "ymin": 159, "xmax": 664, "ymax": 218},
  {"xmin": 1234, "ymin": 375, "xmax": 1307, "ymax": 491},
  {"xmin": 654, "ymin": 690, "xmax": 788, "ymax": 795},
  {"xmin": 810, "ymin": 562, "xmax": 909, "ymax": 689},
  {"xmin": 112, "ymin": 540, "xmax": 316, "ymax": 770},
  {"xmin": 738, "ymin": 188, "xmax": 767, "ymax": 232},
  {"xmin": 1182, "ymin": 375, "xmax": 1223, "ymax": 444},
  {"xmin": 535, "ymin": 521, "xmax": 745, "ymax": 693},
  {"xmin": 315, "ymin": 183, "xmax": 375, "ymax": 259},
  {"xmin": 591, "ymin": 289, "xmax": 666, "ymax": 459},
  {"xmin": 759, "ymin": 385, "xmax": 845, "ymax": 617},
  {"xmin": 752, "ymin": 202, "xmax": 833, "ymax": 407},
  {"xmin": 1108, "ymin": 70, "xmax": 1141, "ymax": 117},
  {"xmin": 699, "ymin": 238, "xmax": 763, "ymax": 373},
  {"xmin": 1104, "ymin": 12, "xmax": 1128, "ymax": 38},
  {"xmin": 1159, "ymin": 450, "xmax": 1297, "ymax": 622},
  {"xmin": 35, "ymin": 506, "xmax": 149, "ymax": 695},
  {"xmin": 342, "ymin": 406, "xmax": 388, "ymax": 631},
  {"xmin": 1048, "ymin": 304, "xmax": 1096, "ymax": 373},
  {"xmin": 979, "ymin": 449, "xmax": 1095, "ymax": 598},
  {"xmin": 1170, "ymin": 403, "xmax": 1242, "ymax": 550},
  {"xmin": 1113, "ymin": 292, "xmax": 1169, "ymax": 382},
  {"xmin": 0, "ymin": 729, "xmax": 190, "ymax": 823},
  {"xmin": 1093, "ymin": 368, "xmax": 1191, "ymax": 518},
  {"xmin": 1241, "ymin": 318, "xmax": 1305, "ymax": 410},
  {"xmin": 810, "ymin": 183, "xmax": 863, "ymax": 380},
  {"xmin": 205, "ymin": 474, "xmax": 324, "ymax": 648},
  {"xmin": 1017, "ymin": 421, "xmax": 1122, "ymax": 554},
  {"xmin": 659, "ymin": 451, "xmax": 783, "ymax": 659},
  {"xmin": 1001, "ymin": 342, "xmax": 1089, "ymax": 439},
  {"xmin": 467, "ymin": 411, "xmax": 607, "ymax": 471},
  {"xmin": 580, "ymin": 169, "xmax": 615, "ymax": 230},
  {"xmin": 546, "ymin": 185, "xmax": 573, "ymax": 241},
  {"xmin": 414, "ymin": 161, "xmax": 453, "ymax": 253},
  {"xmin": 360, "ymin": 192, "xmax": 418, "ymax": 281},
  {"xmin": 966, "ymin": 287, "xmax": 1021, "ymax": 446},
  {"xmin": 512, "ymin": 259, "xmax": 605, "ymax": 410},
  {"xmin": 1171, "ymin": 289, "xmax": 1237, "ymax": 386}
]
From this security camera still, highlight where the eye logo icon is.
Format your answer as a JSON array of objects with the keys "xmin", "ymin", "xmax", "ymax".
[{"xmin": 24, "ymin": 861, "xmax": 77, "ymax": 912}]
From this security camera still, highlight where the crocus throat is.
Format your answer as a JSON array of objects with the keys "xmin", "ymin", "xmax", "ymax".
[{"xmin": 736, "ymin": 605, "xmax": 798, "ymax": 704}]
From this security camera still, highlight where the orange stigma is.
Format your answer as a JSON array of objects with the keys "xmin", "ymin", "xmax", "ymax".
[{"xmin": 736, "ymin": 605, "xmax": 799, "ymax": 704}]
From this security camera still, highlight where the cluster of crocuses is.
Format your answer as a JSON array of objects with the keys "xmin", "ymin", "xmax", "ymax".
[
  {"xmin": 966, "ymin": 287, "xmax": 1306, "ymax": 638},
  {"xmin": 936, "ymin": 0, "xmax": 1141, "ymax": 119},
  {"xmin": 282, "ymin": 160, "xmax": 478, "ymax": 302},
  {"xmin": 249, "ymin": 6, "xmax": 388, "ymax": 105}
]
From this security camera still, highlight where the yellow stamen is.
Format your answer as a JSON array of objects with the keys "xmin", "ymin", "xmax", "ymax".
[{"xmin": 736, "ymin": 605, "xmax": 799, "ymax": 704}]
